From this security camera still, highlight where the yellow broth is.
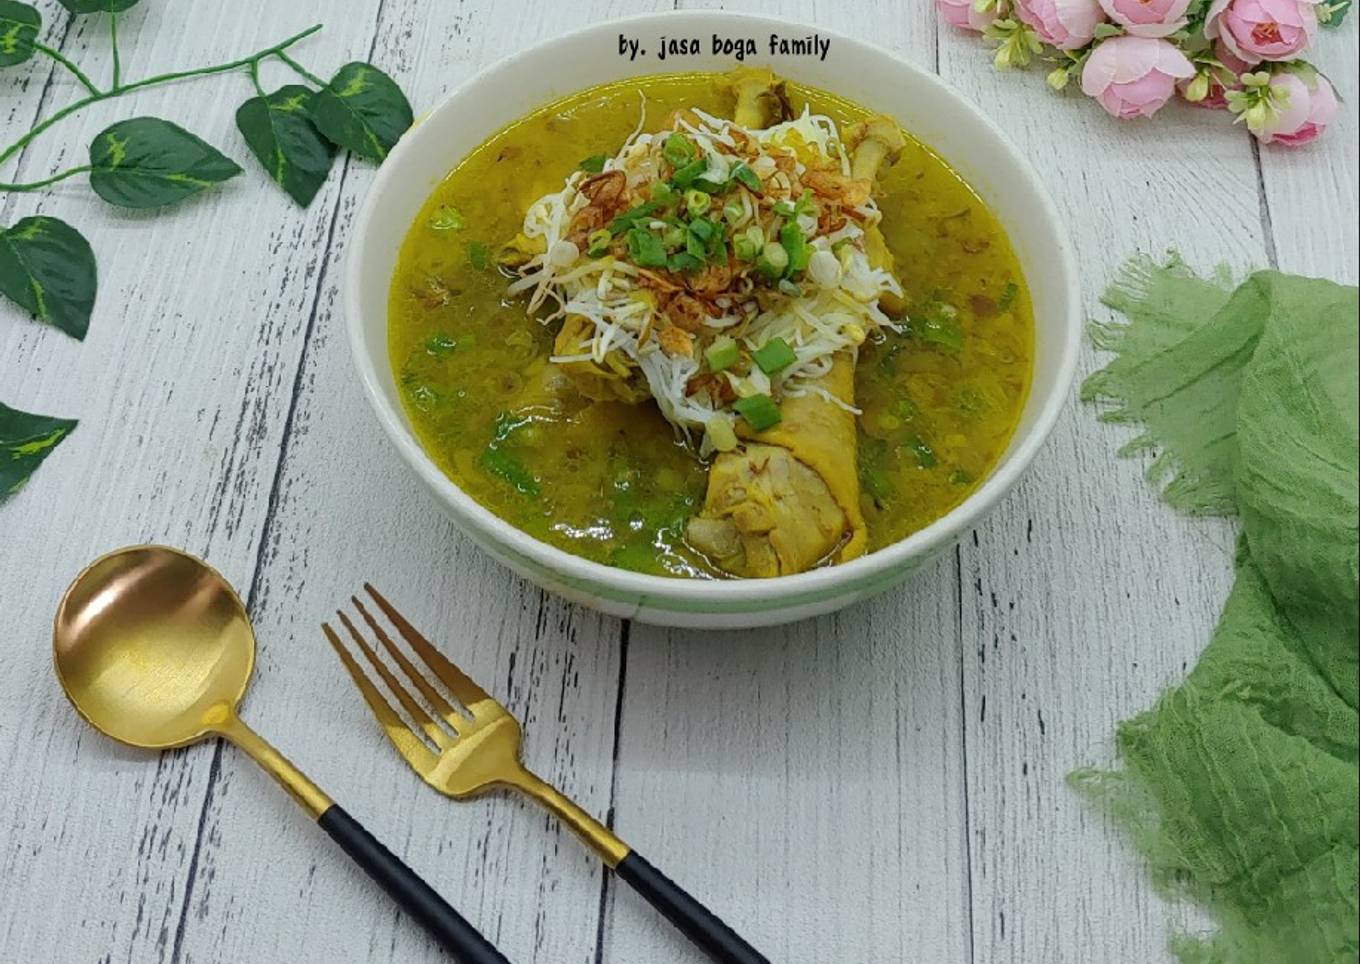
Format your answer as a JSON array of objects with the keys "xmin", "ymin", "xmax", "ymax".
[{"xmin": 388, "ymin": 73, "xmax": 1032, "ymax": 578}]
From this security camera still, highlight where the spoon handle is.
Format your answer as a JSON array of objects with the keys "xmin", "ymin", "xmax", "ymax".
[
  {"xmin": 219, "ymin": 715, "xmax": 509, "ymax": 963},
  {"xmin": 318, "ymin": 805, "xmax": 510, "ymax": 963}
]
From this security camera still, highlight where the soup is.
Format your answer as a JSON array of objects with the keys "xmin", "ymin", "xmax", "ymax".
[{"xmin": 389, "ymin": 70, "xmax": 1031, "ymax": 579}]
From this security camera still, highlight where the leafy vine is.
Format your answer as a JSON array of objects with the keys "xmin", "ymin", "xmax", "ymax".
[{"xmin": 0, "ymin": 0, "xmax": 413, "ymax": 503}]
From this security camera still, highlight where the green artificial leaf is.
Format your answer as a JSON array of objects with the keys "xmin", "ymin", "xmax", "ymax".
[
  {"xmin": 0, "ymin": 217, "xmax": 97, "ymax": 339},
  {"xmin": 57, "ymin": 0, "xmax": 140, "ymax": 12},
  {"xmin": 1319, "ymin": 0, "xmax": 1350, "ymax": 24},
  {"xmin": 307, "ymin": 62, "xmax": 413, "ymax": 162},
  {"xmin": 235, "ymin": 85, "xmax": 335, "ymax": 207},
  {"xmin": 0, "ymin": 401, "xmax": 76, "ymax": 504},
  {"xmin": 88, "ymin": 117, "xmax": 242, "ymax": 209},
  {"xmin": 0, "ymin": 0, "xmax": 39, "ymax": 67}
]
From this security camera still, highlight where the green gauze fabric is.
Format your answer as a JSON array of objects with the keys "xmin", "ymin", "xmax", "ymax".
[{"xmin": 1072, "ymin": 255, "xmax": 1360, "ymax": 963}]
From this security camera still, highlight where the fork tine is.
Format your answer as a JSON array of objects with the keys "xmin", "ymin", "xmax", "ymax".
[
  {"xmin": 322, "ymin": 622, "xmax": 441, "ymax": 772},
  {"xmin": 364, "ymin": 584, "xmax": 493, "ymax": 710},
  {"xmin": 352, "ymin": 597, "xmax": 466, "ymax": 729},
  {"xmin": 338, "ymin": 611, "xmax": 455, "ymax": 750}
]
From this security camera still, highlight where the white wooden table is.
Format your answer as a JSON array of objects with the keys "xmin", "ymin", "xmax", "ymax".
[{"xmin": 2, "ymin": 2, "xmax": 1355, "ymax": 961}]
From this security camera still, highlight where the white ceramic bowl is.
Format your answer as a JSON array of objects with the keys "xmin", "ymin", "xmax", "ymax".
[{"xmin": 346, "ymin": 11, "xmax": 1080, "ymax": 629}]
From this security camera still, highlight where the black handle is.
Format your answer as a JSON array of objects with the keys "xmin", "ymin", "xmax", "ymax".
[
  {"xmin": 318, "ymin": 805, "xmax": 510, "ymax": 963},
  {"xmin": 615, "ymin": 850, "xmax": 769, "ymax": 964}
]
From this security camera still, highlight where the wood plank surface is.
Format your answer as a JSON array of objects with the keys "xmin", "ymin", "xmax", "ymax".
[{"xmin": 1, "ymin": 2, "xmax": 391, "ymax": 960}]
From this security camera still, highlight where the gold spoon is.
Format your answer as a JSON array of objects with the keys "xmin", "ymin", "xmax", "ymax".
[{"xmin": 53, "ymin": 545, "xmax": 510, "ymax": 964}]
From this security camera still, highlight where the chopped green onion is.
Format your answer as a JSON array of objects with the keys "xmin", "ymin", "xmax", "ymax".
[
  {"xmin": 490, "ymin": 411, "xmax": 533, "ymax": 444},
  {"xmin": 424, "ymin": 333, "xmax": 457, "ymax": 356},
  {"xmin": 609, "ymin": 200, "xmax": 661, "ymax": 236},
  {"xmin": 691, "ymin": 177, "xmax": 728, "ymax": 194},
  {"xmin": 773, "ymin": 189, "xmax": 815, "ymax": 219},
  {"xmin": 733, "ymin": 394, "xmax": 781, "ymax": 431},
  {"xmin": 481, "ymin": 413, "xmax": 540, "ymax": 496},
  {"xmin": 685, "ymin": 230, "xmax": 708, "ymax": 261},
  {"xmin": 669, "ymin": 157, "xmax": 708, "ymax": 189},
  {"xmin": 663, "ymin": 132, "xmax": 696, "ymax": 167},
  {"xmin": 722, "ymin": 197, "xmax": 745, "ymax": 224},
  {"xmin": 905, "ymin": 435, "xmax": 937, "ymax": 468},
  {"xmin": 705, "ymin": 336, "xmax": 740, "ymax": 372},
  {"xmin": 577, "ymin": 154, "xmax": 607, "ymax": 173},
  {"xmin": 777, "ymin": 279, "xmax": 803, "ymax": 298},
  {"xmin": 756, "ymin": 241, "xmax": 789, "ymax": 281},
  {"xmin": 649, "ymin": 181, "xmax": 676, "ymax": 204},
  {"xmin": 861, "ymin": 464, "xmax": 894, "ymax": 502},
  {"xmin": 667, "ymin": 252, "xmax": 704, "ymax": 273},
  {"xmin": 627, "ymin": 228, "xmax": 668, "ymax": 268},
  {"xmin": 779, "ymin": 222, "xmax": 811, "ymax": 276},
  {"xmin": 467, "ymin": 241, "xmax": 490, "ymax": 270},
  {"xmin": 688, "ymin": 217, "xmax": 716, "ymax": 243},
  {"xmin": 731, "ymin": 163, "xmax": 762, "ymax": 194},
  {"xmin": 428, "ymin": 205, "xmax": 465, "ymax": 231},
  {"xmin": 685, "ymin": 189, "xmax": 712, "ymax": 215},
  {"xmin": 705, "ymin": 414, "xmax": 739, "ymax": 452},
  {"xmin": 949, "ymin": 469, "xmax": 974, "ymax": 485},
  {"xmin": 707, "ymin": 223, "xmax": 729, "ymax": 266},
  {"xmin": 661, "ymin": 224, "xmax": 687, "ymax": 249},
  {"xmin": 480, "ymin": 447, "xmax": 539, "ymax": 497},
  {"xmin": 915, "ymin": 315, "xmax": 964, "ymax": 352},
  {"xmin": 997, "ymin": 281, "xmax": 1019, "ymax": 312},
  {"xmin": 586, "ymin": 228, "xmax": 612, "ymax": 258},
  {"xmin": 752, "ymin": 337, "xmax": 797, "ymax": 374},
  {"xmin": 733, "ymin": 233, "xmax": 760, "ymax": 261}
]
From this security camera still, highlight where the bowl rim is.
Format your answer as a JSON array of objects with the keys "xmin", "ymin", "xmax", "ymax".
[{"xmin": 345, "ymin": 9, "xmax": 1082, "ymax": 608}]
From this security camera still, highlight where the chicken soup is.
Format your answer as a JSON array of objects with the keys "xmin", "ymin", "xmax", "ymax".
[{"xmin": 389, "ymin": 69, "xmax": 1032, "ymax": 579}]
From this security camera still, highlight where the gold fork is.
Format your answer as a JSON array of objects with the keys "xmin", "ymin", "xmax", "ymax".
[{"xmin": 322, "ymin": 585, "xmax": 769, "ymax": 964}]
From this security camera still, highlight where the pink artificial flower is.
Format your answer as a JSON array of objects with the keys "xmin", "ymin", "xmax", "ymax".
[
  {"xmin": 1253, "ymin": 71, "xmax": 1338, "ymax": 144},
  {"xmin": 1014, "ymin": 0, "xmax": 1107, "ymax": 49},
  {"xmin": 938, "ymin": 0, "xmax": 997, "ymax": 30},
  {"xmin": 1215, "ymin": 39, "xmax": 1255, "ymax": 75},
  {"xmin": 1204, "ymin": 0, "xmax": 1319, "ymax": 64},
  {"xmin": 1097, "ymin": 0, "xmax": 1192, "ymax": 37},
  {"xmin": 1081, "ymin": 35, "xmax": 1195, "ymax": 118}
]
